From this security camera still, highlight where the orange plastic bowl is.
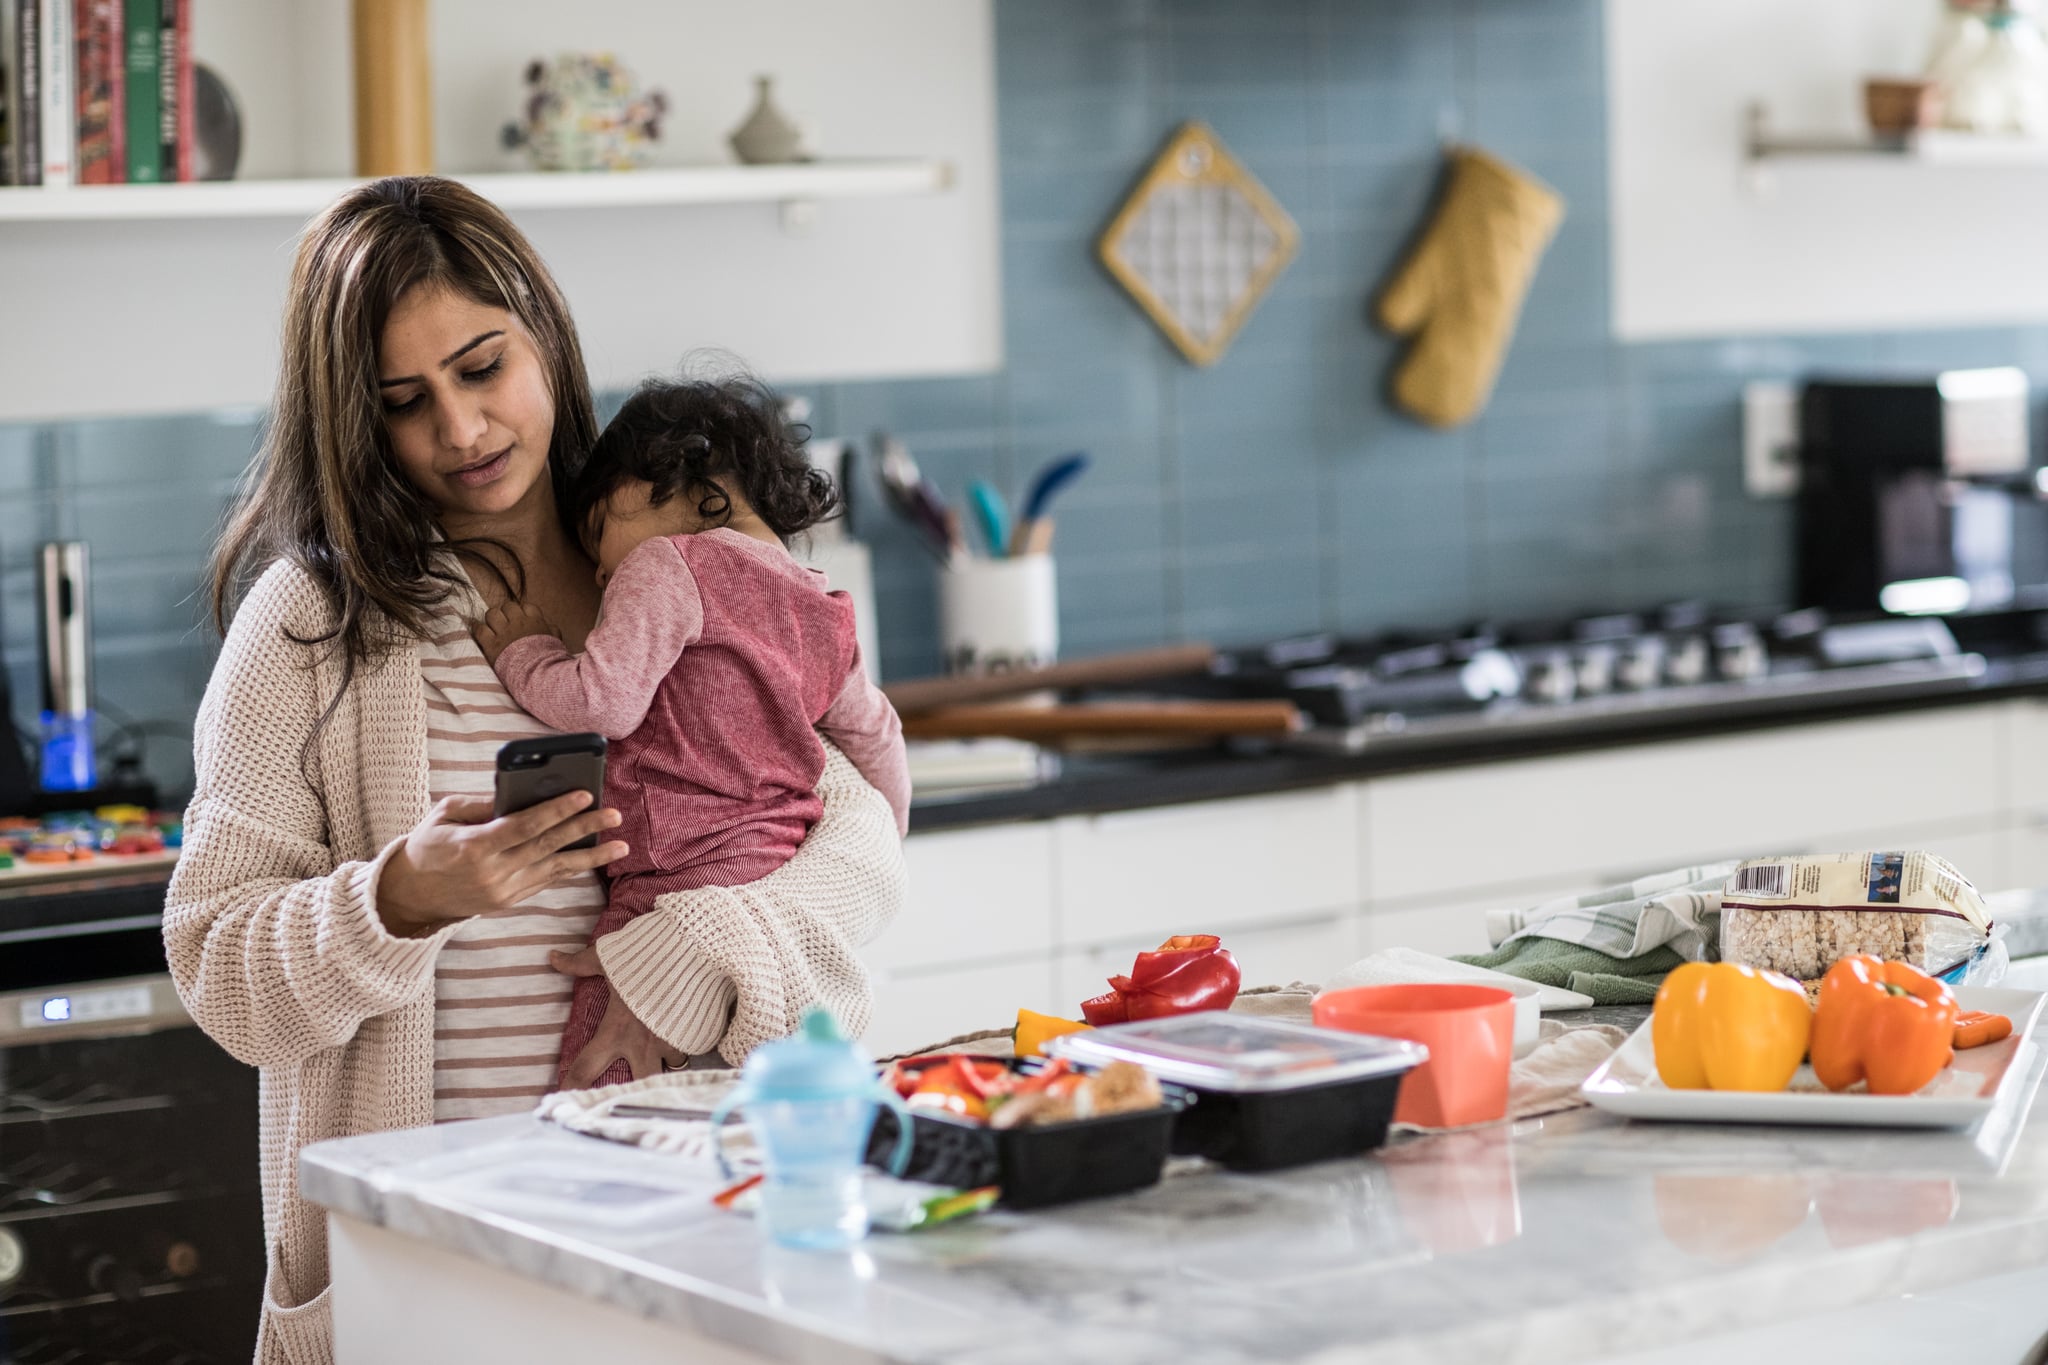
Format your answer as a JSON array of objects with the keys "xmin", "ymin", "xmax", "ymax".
[{"xmin": 1312, "ymin": 984, "xmax": 1515, "ymax": 1128}]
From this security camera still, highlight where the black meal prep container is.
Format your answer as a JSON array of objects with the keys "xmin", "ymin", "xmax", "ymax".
[
  {"xmin": 864, "ymin": 1055, "xmax": 1190, "ymax": 1210},
  {"xmin": 1047, "ymin": 1013, "xmax": 1428, "ymax": 1172}
]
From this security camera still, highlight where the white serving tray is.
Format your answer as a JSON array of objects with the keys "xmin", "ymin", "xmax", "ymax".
[{"xmin": 1581, "ymin": 985, "xmax": 2047, "ymax": 1129}]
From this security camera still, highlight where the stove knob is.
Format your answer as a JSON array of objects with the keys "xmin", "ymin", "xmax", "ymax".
[
  {"xmin": 1574, "ymin": 642, "xmax": 1618, "ymax": 697},
  {"xmin": 1616, "ymin": 637, "xmax": 1666, "ymax": 691},
  {"xmin": 1665, "ymin": 635, "xmax": 1710, "ymax": 687},
  {"xmin": 1713, "ymin": 623, "xmax": 1769, "ymax": 682},
  {"xmin": 1523, "ymin": 649, "xmax": 1577, "ymax": 705}
]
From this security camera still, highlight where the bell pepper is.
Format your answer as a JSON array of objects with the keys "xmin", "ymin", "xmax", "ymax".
[
  {"xmin": 1810, "ymin": 954, "xmax": 1958, "ymax": 1095},
  {"xmin": 1081, "ymin": 934, "xmax": 1241, "ymax": 1026},
  {"xmin": 1652, "ymin": 961, "xmax": 1812, "ymax": 1092},
  {"xmin": 1013, "ymin": 1009, "xmax": 1091, "ymax": 1058}
]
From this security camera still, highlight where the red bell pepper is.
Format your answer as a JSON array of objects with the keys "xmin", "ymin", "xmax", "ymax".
[{"xmin": 1080, "ymin": 934, "xmax": 1240, "ymax": 1026}]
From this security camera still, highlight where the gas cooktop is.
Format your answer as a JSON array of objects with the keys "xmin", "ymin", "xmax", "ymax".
[{"xmin": 1182, "ymin": 606, "xmax": 2011, "ymax": 756}]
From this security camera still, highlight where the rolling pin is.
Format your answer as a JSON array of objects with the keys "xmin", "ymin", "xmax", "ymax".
[
  {"xmin": 884, "ymin": 643, "xmax": 1217, "ymax": 717},
  {"xmin": 900, "ymin": 700, "xmax": 1304, "ymax": 742}
]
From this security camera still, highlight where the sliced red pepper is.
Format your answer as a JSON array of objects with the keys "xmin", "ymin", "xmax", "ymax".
[
  {"xmin": 1080, "ymin": 934, "xmax": 1241, "ymax": 1026},
  {"xmin": 949, "ymin": 1055, "xmax": 1009, "ymax": 1099}
]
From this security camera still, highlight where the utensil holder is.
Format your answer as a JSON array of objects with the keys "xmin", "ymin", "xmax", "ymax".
[{"xmin": 939, "ymin": 555, "xmax": 1058, "ymax": 676}]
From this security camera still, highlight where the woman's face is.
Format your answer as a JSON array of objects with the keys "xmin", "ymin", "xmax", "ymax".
[{"xmin": 377, "ymin": 284, "xmax": 556, "ymax": 520}]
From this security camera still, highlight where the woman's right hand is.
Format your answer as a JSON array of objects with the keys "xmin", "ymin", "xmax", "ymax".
[{"xmin": 375, "ymin": 792, "xmax": 626, "ymax": 937}]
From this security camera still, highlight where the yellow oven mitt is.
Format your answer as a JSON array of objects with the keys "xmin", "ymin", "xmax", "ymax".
[{"xmin": 1376, "ymin": 148, "xmax": 1564, "ymax": 429}]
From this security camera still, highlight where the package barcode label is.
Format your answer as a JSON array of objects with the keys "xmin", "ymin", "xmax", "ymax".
[{"xmin": 1732, "ymin": 862, "xmax": 1791, "ymax": 899}]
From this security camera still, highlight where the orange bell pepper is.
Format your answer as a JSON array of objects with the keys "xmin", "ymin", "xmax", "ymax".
[
  {"xmin": 1652, "ymin": 961, "xmax": 1812, "ymax": 1092},
  {"xmin": 1810, "ymin": 955, "xmax": 1959, "ymax": 1095}
]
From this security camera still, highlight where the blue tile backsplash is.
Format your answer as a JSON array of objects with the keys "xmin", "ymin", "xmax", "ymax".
[{"xmin": 6, "ymin": 0, "xmax": 2048, "ymax": 796}]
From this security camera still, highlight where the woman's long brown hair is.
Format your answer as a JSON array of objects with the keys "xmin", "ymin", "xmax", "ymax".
[{"xmin": 208, "ymin": 176, "xmax": 599, "ymax": 695}]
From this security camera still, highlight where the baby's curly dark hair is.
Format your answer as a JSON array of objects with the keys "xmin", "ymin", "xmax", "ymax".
[{"xmin": 572, "ymin": 372, "xmax": 839, "ymax": 548}]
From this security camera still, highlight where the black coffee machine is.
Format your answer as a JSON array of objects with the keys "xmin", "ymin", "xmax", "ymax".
[{"xmin": 1797, "ymin": 368, "xmax": 2048, "ymax": 617}]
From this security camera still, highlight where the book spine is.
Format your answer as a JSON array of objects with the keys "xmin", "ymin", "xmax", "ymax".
[
  {"xmin": 72, "ymin": 0, "xmax": 118, "ymax": 183},
  {"xmin": 119, "ymin": 0, "xmax": 150, "ymax": 182},
  {"xmin": 154, "ymin": 0, "xmax": 178, "ymax": 181},
  {"xmin": 14, "ymin": 0, "xmax": 38, "ymax": 185},
  {"xmin": 36, "ymin": 0, "xmax": 67, "ymax": 186},
  {"xmin": 168, "ymin": 0, "xmax": 181, "ymax": 179},
  {"xmin": 0, "ymin": 0, "xmax": 15, "ymax": 185}
]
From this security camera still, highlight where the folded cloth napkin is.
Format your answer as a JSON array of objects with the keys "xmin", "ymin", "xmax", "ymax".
[
  {"xmin": 1481, "ymin": 861, "xmax": 1735, "ymax": 962},
  {"xmin": 1326, "ymin": 946, "xmax": 1595, "ymax": 1012},
  {"xmin": 1455, "ymin": 936, "xmax": 1688, "ymax": 1004},
  {"xmin": 534, "ymin": 1066, "xmax": 744, "ymax": 1159}
]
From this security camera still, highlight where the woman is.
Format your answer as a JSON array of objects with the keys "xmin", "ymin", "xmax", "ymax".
[{"xmin": 163, "ymin": 176, "xmax": 904, "ymax": 1365}]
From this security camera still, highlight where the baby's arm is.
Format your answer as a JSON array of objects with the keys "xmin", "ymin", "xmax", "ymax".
[
  {"xmin": 489, "ymin": 537, "xmax": 703, "ymax": 739},
  {"xmin": 817, "ymin": 665, "xmax": 910, "ymax": 836}
]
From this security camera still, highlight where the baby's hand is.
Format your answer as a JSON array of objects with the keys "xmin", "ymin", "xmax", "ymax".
[{"xmin": 474, "ymin": 600, "xmax": 559, "ymax": 667}]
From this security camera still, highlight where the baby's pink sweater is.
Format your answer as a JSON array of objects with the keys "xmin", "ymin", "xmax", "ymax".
[{"xmin": 496, "ymin": 529, "xmax": 909, "ymax": 890}]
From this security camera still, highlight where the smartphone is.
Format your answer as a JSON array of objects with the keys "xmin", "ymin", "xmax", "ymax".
[{"xmin": 494, "ymin": 734, "xmax": 607, "ymax": 850}]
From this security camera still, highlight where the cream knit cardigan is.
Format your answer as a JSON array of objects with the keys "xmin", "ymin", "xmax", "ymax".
[{"xmin": 163, "ymin": 561, "xmax": 905, "ymax": 1365}]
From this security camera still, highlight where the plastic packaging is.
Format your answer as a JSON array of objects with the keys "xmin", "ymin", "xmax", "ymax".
[
  {"xmin": 1049, "ymin": 1014, "xmax": 1426, "ymax": 1171},
  {"xmin": 864, "ymin": 1056, "xmax": 1186, "ymax": 1209},
  {"xmin": 1718, "ymin": 852, "xmax": 1996, "ymax": 985}
]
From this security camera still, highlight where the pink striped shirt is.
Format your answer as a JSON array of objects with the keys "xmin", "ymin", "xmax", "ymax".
[{"xmin": 421, "ymin": 600, "xmax": 603, "ymax": 1122}]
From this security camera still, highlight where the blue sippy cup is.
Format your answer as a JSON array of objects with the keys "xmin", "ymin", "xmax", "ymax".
[{"xmin": 710, "ymin": 1007, "xmax": 913, "ymax": 1250}]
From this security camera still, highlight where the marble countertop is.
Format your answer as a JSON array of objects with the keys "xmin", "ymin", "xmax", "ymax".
[{"xmin": 303, "ymin": 1032, "xmax": 2048, "ymax": 1365}]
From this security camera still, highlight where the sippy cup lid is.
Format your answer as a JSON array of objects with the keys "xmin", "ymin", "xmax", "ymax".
[{"xmin": 738, "ymin": 1006, "xmax": 876, "ymax": 1100}]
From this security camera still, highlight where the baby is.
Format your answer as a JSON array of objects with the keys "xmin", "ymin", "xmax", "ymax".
[{"xmin": 474, "ymin": 375, "xmax": 909, "ymax": 1087}]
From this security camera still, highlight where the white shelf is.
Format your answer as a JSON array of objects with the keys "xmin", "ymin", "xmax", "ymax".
[
  {"xmin": 0, "ymin": 159, "xmax": 954, "ymax": 223},
  {"xmin": 1746, "ymin": 101, "xmax": 2048, "ymax": 166}
]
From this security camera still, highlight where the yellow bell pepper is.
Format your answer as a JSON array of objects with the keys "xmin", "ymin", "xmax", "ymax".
[
  {"xmin": 1652, "ymin": 961, "xmax": 1812, "ymax": 1092},
  {"xmin": 1013, "ymin": 1008, "xmax": 1090, "ymax": 1058}
]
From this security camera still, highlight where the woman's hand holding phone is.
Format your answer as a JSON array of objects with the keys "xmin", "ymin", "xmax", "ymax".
[{"xmin": 375, "ymin": 792, "xmax": 627, "ymax": 937}]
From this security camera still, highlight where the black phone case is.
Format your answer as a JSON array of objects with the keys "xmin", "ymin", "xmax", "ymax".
[{"xmin": 494, "ymin": 734, "xmax": 607, "ymax": 851}]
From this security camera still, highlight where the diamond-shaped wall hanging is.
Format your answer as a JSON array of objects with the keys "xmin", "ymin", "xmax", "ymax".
[{"xmin": 1097, "ymin": 122, "xmax": 1300, "ymax": 367}]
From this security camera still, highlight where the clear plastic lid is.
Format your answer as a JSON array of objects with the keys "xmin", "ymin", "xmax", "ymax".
[{"xmin": 1045, "ymin": 1013, "xmax": 1428, "ymax": 1093}]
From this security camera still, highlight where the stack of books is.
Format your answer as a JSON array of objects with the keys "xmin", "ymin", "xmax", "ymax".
[{"xmin": 0, "ymin": 0, "xmax": 193, "ymax": 188}]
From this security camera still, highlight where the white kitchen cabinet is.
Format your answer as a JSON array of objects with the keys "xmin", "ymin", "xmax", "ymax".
[
  {"xmin": 869, "ymin": 823, "xmax": 1055, "ymax": 974},
  {"xmin": 1364, "ymin": 709, "xmax": 2005, "ymax": 906},
  {"xmin": 863, "ymin": 957, "xmax": 1059, "ymax": 1057},
  {"xmin": 1053, "ymin": 787, "xmax": 1362, "ymax": 949},
  {"xmin": 876, "ymin": 700, "xmax": 2035, "ymax": 1035}
]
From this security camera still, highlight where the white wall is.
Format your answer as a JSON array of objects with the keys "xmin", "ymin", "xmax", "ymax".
[
  {"xmin": 0, "ymin": 0, "xmax": 999, "ymax": 421},
  {"xmin": 1607, "ymin": 0, "xmax": 2048, "ymax": 339}
]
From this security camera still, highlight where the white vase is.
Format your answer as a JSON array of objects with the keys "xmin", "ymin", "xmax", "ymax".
[
  {"xmin": 1946, "ymin": 9, "xmax": 2048, "ymax": 135},
  {"xmin": 1929, "ymin": 2, "xmax": 1992, "ymax": 92}
]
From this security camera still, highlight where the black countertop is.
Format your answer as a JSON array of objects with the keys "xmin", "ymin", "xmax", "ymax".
[{"xmin": 907, "ymin": 650, "xmax": 2048, "ymax": 834}]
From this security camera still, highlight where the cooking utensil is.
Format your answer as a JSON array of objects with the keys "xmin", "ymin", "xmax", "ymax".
[
  {"xmin": 968, "ymin": 480, "xmax": 1011, "ymax": 558},
  {"xmin": 885, "ymin": 643, "xmax": 1218, "ymax": 716},
  {"xmin": 875, "ymin": 434, "xmax": 959, "ymax": 565},
  {"xmin": 900, "ymin": 699, "xmax": 1303, "ymax": 742},
  {"xmin": 1009, "ymin": 452, "xmax": 1090, "ymax": 557}
]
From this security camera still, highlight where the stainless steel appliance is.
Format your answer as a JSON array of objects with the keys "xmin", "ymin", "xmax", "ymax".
[
  {"xmin": 0, "ymin": 868, "xmax": 261, "ymax": 1364},
  {"xmin": 35, "ymin": 543, "xmax": 95, "ymax": 795},
  {"xmin": 1187, "ymin": 606, "xmax": 1987, "ymax": 756},
  {"xmin": 1797, "ymin": 367, "xmax": 2048, "ymax": 617}
]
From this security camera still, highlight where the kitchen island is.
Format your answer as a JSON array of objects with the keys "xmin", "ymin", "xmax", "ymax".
[{"xmin": 302, "ymin": 1020, "xmax": 2048, "ymax": 1365}]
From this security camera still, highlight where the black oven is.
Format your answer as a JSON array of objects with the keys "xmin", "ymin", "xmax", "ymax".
[{"xmin": 0, "ymin": 866, "xmax": 261, "ymax": 1365}]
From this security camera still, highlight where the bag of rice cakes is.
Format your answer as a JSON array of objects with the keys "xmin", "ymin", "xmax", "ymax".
[{"xmin": 1719, "ymin": 852, "xmax": 1995, "ymax": 984}]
